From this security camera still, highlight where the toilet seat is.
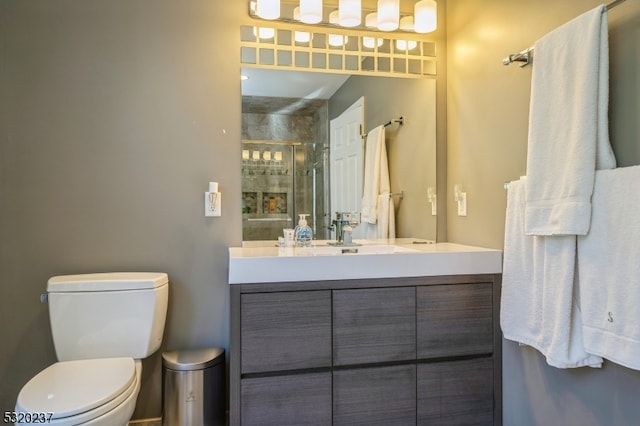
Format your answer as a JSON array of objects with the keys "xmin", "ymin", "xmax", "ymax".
[{"xmin": 16, "ymin": 358, "xmax": 136, "ymax": 426}]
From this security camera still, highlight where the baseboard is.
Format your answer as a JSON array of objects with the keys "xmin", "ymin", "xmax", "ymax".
[{"xmin": 128, "ymin": 417, "xmax": 162, "ymax": 426}]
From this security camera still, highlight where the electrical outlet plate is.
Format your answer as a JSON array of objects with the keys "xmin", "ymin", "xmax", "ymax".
[{"xmin": 205, "ymin": 192, "xmax": 221, "ymax": 217}]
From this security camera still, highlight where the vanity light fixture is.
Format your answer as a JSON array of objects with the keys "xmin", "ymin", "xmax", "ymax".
[
  {"xmin": 249, "ymin": 1, "xmax": 437, "ymax": 35},
  {"xmin": 256, "ymin": 0, "xmax": 280, "ymax": 20},
  {"xmin": 339, "ymin": 0, "xmax": 361, "ymax": 27},
  {"xmin": 414, "ymin": 0, "xmax": 437, "ymax": 33}
]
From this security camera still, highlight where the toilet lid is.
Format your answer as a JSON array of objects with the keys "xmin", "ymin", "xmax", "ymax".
[{"xmin": 16, "ymin": 358, "xmax": 136, "ymax": 422}]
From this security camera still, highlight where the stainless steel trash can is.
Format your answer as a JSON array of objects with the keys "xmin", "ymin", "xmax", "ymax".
[{"xmin": 162, "ymin": 347, "xmax": 225, "ymax": 426}]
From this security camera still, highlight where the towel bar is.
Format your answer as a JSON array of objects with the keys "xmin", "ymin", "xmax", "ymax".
[{"xmin": 502, "ymin": 0, "xmax": 626, "ymax": 67}]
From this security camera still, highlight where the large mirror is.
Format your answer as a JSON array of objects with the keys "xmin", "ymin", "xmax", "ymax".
[{"xmin": 240, "ymin": 67, "xmax": 436, "ymax": 243}]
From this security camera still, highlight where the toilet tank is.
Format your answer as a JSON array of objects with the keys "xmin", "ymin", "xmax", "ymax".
[{"xmin": 47, "ymin": 272, "xmax": 169, "ymax": 362}]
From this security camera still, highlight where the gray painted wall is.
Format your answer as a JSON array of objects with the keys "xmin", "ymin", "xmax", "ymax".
[
  {"xmin": 0, "ymin": 0, "xmax": 243, "ymax": 419},
  {"xmin": 446, "ymin": 0, "xmax": 640, "ymax": 424}
]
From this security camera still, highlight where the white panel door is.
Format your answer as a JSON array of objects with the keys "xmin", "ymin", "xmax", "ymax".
[{"xmin": 330, "ymin": 97, "xmax": 364, "ymax": 239}]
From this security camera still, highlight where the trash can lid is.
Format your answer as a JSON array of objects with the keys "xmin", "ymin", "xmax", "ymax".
[{"xmin": 162, "ymin": 347, "xmax": 225, "ymax": 371}]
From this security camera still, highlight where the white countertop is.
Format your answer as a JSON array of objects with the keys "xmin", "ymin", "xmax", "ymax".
[{"xmin": 228, "ymin": 239, "xmax": 502, "ymax": 284}]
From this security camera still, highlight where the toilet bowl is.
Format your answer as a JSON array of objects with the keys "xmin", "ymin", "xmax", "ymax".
[
  {"xmin": 16, "ymin": 358, "xmax": 142, "ymax": 426},
  {"xmin": 14, "ymin": 272, "xmax": 169, "ymax": 426}
]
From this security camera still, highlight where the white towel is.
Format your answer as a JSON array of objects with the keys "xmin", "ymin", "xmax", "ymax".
[
  {"xmin": 578, "ymin": 166, "xmax": 640, "ymax": 370},
  {"xmin": 363, "ymin": 194, "xmax": 396, "ymax": 239},
  {"xmin": 525, "ymin": 5, "xmax": 616, "ymax": 236},
  {"xmin": 361, "ymin": 125, "xmax": 386, "ymax": 224},
  {"xmin": 501, "ymin": 179, "xmax": 602, "ymax": 368}
]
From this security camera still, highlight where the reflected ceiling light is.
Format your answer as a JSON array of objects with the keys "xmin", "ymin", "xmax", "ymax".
[
  {"xmin": 339, "ymin": 0, "xmax": 361, "ymax": 27},
  {"xmin": 362, "ymin": 36, "xmax": 383, "ymax": 49},
  {"xmin": 396, "ymin": 39, "xmax": 417, "ymax": 50},
  {"xmin": 300, "ymin": 0, "xmax": 322, "ymax": 24},
  {"xmin": 256, "ymin": 0, "xmax": 280, "ymax": 20},
  {"xmin": 293, "ymin": 7, "xmax": 312, "ymax": 43},
  {"xmin": 240, "ymin": 74, "xmax": 249, "ymax": 80},
  {"xmin": 328, "ymin": 10, "xmax": 348, "ymax": 46},
  {"xmin": 414, "ymin": 0, "xmax": 437, "ymax": 33},
  {"xmin": 253, "ymin": 26, "xmax": 275, "ymax": 39},
  {"xmin": 377, "ymin": 0, "xmax": 399, "ymax": 31}
]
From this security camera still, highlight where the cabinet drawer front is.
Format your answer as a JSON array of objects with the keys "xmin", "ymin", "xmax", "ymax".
[
  {"xmin": 417, "ymin": 358, "xmax": 493, "ymax": 425},
  {"xmin": 417, "ymin": 283, "xmax": 493, "ymax": 358},
  {"xmin": 334, "ymin": 364, "xmax": 416, "ymax": 426},
  {"xmin": 241, "ymin": 291, "xmax": 331, "ymax": 373},
  {"xmin": 241, "ymin": 372, "xmax": 332, "ymax": 426},
  {"xmin": 333, "ymin": 287, "xmax": 416, "ymax": 365}
]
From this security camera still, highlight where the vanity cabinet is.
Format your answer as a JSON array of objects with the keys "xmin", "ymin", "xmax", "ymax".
[{"xmin": 230, "ymin": 275, "xmax": 502, "ymax": 426}]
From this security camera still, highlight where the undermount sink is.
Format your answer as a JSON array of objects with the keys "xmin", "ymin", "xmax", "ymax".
[{"xmin": 307, "ymin": 244, "xmax": 420, "ymax": 256}]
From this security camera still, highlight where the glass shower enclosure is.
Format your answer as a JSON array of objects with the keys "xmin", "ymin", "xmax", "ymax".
[{"xmin": 241, "ymin": 140, "xmax": 329, "ymax": 241}]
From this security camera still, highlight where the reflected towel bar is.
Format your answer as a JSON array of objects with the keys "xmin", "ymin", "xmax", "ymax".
[{"xmin": 362, "ymin": 117, "xmax": 404, "ymax": 138}]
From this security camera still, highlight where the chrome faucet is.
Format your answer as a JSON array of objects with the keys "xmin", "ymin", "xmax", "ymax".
[{"xmin": 329, "ymin": 212, "xmax": 361, "ymax": 246}]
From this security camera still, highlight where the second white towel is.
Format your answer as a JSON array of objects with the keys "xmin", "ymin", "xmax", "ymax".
[
  {"xmin": 578, "ymin": 166, "xmax": 640, "ymax": 370},
  {"xmin": 501, "ymin": 179, "xmax": 602, "ymax": 368}
]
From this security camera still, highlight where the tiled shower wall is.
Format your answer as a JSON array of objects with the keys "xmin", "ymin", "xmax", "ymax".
[{"xmin": 241, "ymin": 99, "xmax": 329, "ymax": 241}]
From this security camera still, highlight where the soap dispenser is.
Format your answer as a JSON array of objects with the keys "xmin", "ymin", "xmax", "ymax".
[{"xmin": 294, "ymin": 214, "xmax": 313, "ymax": 247}]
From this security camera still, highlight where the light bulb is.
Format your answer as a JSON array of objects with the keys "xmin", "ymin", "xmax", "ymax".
[
  {"xmin": 377, "ymin": 0, "xmax": 399, "ymax": 31},
  {"xmin": 300, "ymin": 0, "xmax": 322, "ymax": 24},
  {"xmin": 256, "ymin": 0, "xmax": 280, "ymax": 20},
  {"xmin": 338, "ymin": 0, "xmax": 361, "ymax": 27},
  {"xmin": 365, "ymin": 12, "xmax": 378, "ymax": 28},
  {"xmin": 399, "ymin": 15, "xmax": 414, "ymax": 31},
  {"xmin": 414, "ymin": 0, "xmax": 437, "ymax": 33}
]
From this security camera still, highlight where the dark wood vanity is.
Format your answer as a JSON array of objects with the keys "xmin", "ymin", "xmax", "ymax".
[{"xmin": 229, "ymin": 274, "xmax": 502, "ymax": 425}]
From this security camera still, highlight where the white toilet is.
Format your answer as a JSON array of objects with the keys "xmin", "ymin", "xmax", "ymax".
[{"xmin": 15, "ymin": 272, "xmax": 169, "ymax": 426}]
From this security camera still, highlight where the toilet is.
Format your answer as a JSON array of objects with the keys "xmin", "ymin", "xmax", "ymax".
[{"xmin": 15, "ymin": 272, "xmax": 169, "ymax": 426}]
